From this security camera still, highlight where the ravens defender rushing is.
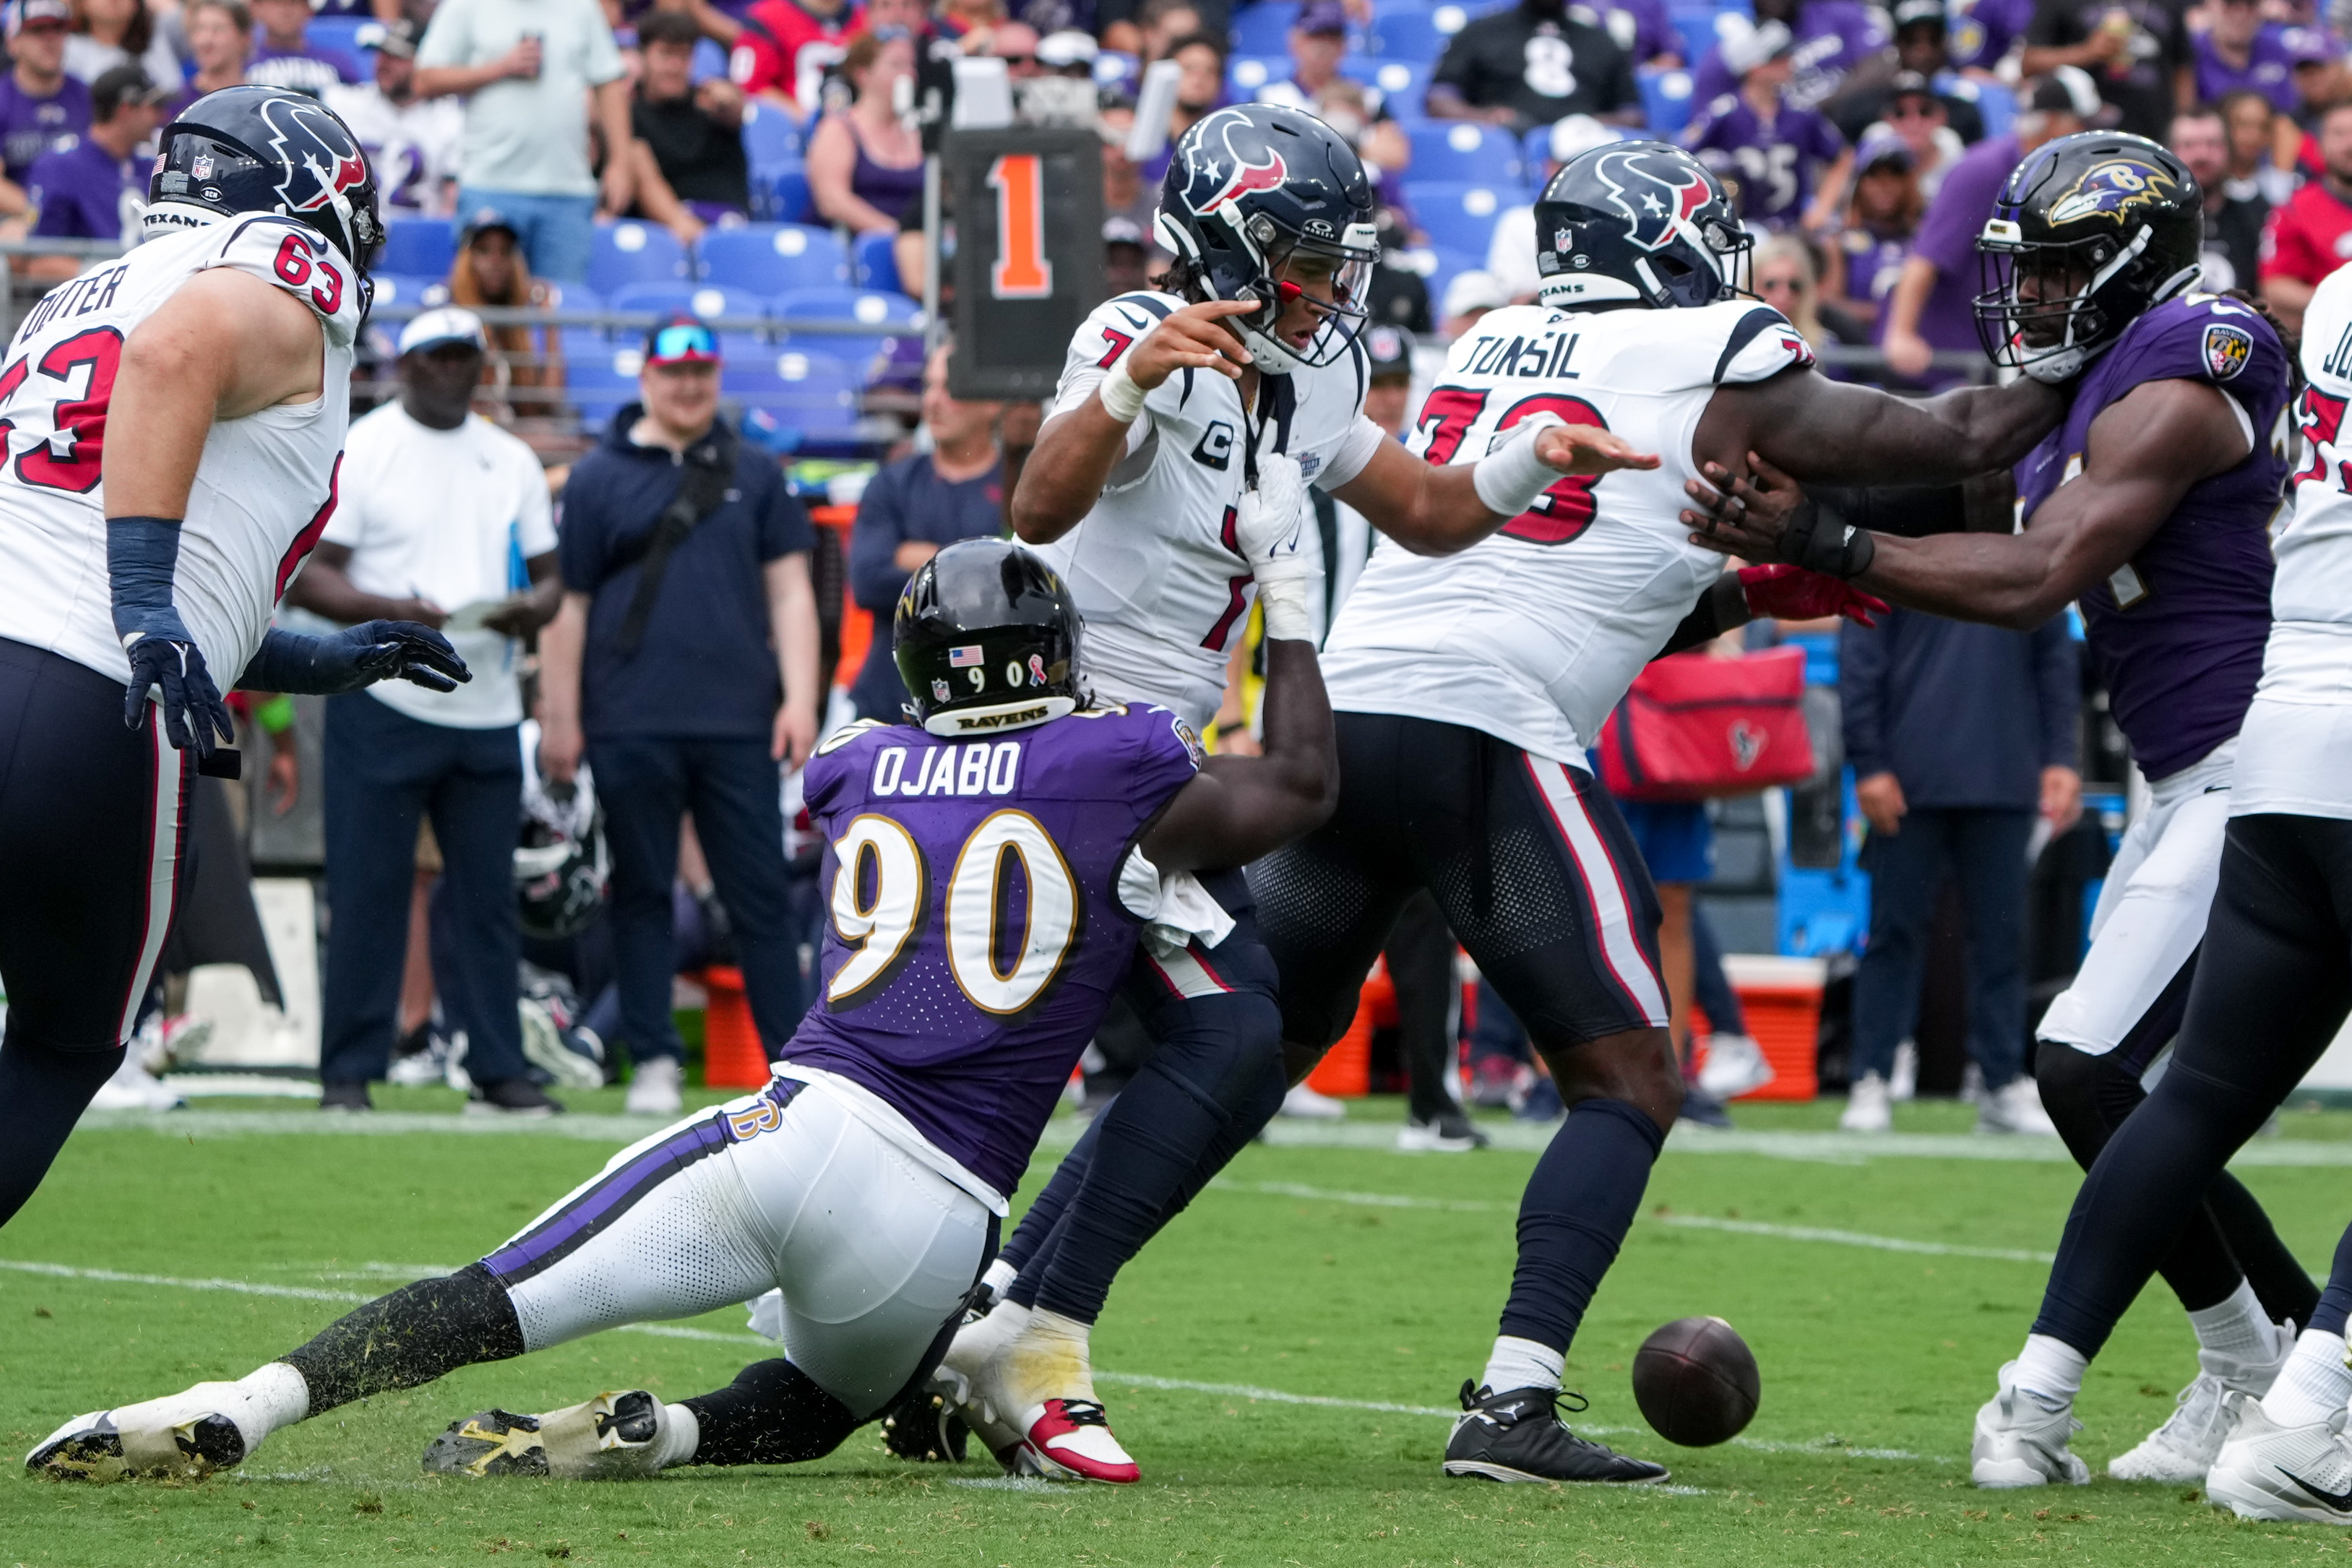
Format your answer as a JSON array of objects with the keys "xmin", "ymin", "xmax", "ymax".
[
  {"xmin": 25, "ymin": 538, "xmax": 1337, "ymax": 1483},
  {"xmin": 1683, "ymin": 132, "xmax": 2314, "ymax": 1488},
  {"xmin": 920, "ymin": 102, "xmax": 1658, "ymax": 1483},
  {"xmin": 0, "ymin": 85, "xmax": 462, "ymax": 1232}
]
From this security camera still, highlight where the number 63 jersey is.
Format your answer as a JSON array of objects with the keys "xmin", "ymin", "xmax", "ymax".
[
  {"xmin": 1321, "ymin": 298, "xmax": 1812, "ymax": 765},
  {"xmin": 0, "ymin": 214, "xmax": 361, "ymax": 689},
  {"xmin": 783, "ymin": 705, "xmax": 1202, "ymax": 1203}
]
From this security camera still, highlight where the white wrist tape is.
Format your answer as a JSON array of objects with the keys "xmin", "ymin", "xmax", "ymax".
[
  {"xmin": 1471, "ymin": 411, "xmax": 1569, "ymax": 517},
  {"xmin": 1098, "ymin": 360, "xmax": 1147, "ymax": 423},
  {"xmin": 1254, "ymin": 574, "xmax": 1316, "ymax": 642}
]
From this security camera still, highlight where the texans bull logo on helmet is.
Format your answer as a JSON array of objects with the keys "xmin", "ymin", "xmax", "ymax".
[
  {"xmin": 257, "ymin": 92, "xmax": 371, "ymax": 228},
  {"xmin": 1584, "ymin": 145, "xmax": 1719, "ymax": 255},
  {"xmin": 2046, "ymin": 158, "xmax": 2182, "ymax": 228}
]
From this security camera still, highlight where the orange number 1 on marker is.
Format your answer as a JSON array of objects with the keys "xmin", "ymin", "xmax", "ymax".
[{"xmin": 988, "ymin": 153, "xmax": 1054, "ymax": 300}]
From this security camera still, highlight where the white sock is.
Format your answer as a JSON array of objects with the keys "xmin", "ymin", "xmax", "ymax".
[
  {"xmin": 2188, "ymin": 1279, "xmax": 2273, "ymax": 1363},
  {"xmin": 652, "ymin": 1403, "xmax": 699, "ymax": 1469},
  {"xmin": 2012, "ymin": 1334, "xmax": 2088, "ymax": 1413},
  {"xmin": 2262, "ymin": 1330, "xmax": 2352, "ymax": 1427},
  {"xmin": 233, "ymin": 1363, "xmax": 310, "ymax": 1442},
  {"xmin": 1481, "ymin": 1335, "xmax": 1564, "ymax": 1395},
  {"xmin": 981, "ymin": 1257, "xmax": 1018, "ymax": 1301},
  {"xmin": 998, "ymin": 1306, "xmax": 1096, "ymax": 1413}
]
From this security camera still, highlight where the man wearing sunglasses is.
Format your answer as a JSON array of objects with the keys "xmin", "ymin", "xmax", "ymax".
[{"xmin": 537, "ymin": 316, "xmax": 823, "ymax": 1118}]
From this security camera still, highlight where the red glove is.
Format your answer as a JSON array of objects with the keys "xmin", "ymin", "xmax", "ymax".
[{"xmin": 1738, "ymin": 564, "xmax": 1890, "ymax": 627}]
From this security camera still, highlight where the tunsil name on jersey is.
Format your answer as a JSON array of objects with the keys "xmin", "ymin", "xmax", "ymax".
[{"xmin": 1456, "ymin": 329, "xmax": 1585, "ymax": 382}]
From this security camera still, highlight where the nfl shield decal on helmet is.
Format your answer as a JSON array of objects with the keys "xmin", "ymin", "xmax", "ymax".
[
  {"xmin": 2204, "ymin": 322, "xmax": 2254, "ymax": 380},
  {"xmin": 2046, "ymin": 158, "xmax": 2181, "ymax": 228}
]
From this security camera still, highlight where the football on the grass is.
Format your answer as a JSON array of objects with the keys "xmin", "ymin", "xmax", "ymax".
[{"xmin": 1632, "ymin": 1316, "xmax": 1760, "ymax": 1447}]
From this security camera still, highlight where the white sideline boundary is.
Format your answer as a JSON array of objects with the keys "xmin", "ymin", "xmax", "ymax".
[{"xmin": 0, "ymin": 1257, "xmax": 1941, "ymax": 1465}]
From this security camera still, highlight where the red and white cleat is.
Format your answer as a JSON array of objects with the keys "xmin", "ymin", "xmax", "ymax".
[{"xmin": 1011, "ymin": 1397, "xmax": 1141, "ymax": 1484}]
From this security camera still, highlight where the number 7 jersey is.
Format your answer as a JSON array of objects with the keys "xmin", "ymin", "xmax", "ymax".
[
  {"xmin": 1320, "ymin": 298, "xmax": 1813, "ymax": 764},
  {"xmin": 0, "ymin": 213, "xmax": 361, "ymax": 689}
]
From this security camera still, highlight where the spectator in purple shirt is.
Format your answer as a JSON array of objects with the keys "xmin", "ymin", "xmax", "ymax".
[
  {"xmin": 1824, "ymin": 132, "xmax": 1924, "ymax": 331},
  {"xmin": 1947, "ymin": 0, "xmax": 2033, "ymax": 73},
  {"xmin": 2194, "ymin": 0, "xmax": 2303, "ymax": 113},
  {"xmin": 244, "ymin": 0, "xmax": 362, "ymax": 95},
  {"xmin": 0, "ymin": 0, "xmax": 90, "ymax": 220},
  {"xmin": 1881, "ymin": 67, "xmax": 2093, "ymax": 382},
  {"xmin": 1573, "ymin": 0, "xmax": 1681, "ymax": 66},
  {"xmin": 1684, "ymin": 20, "xmax": 1852, "ymax": 231},
  {"xmin": 1693, "ymin": 0, "xmax": 1889, "ymax": 107},
  {"xmin": 25, "ymin": 62, "xmax": 163, "ymax": 262}
]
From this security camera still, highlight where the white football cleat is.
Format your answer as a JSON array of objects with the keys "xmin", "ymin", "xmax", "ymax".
[
  {"xmin": 2205, "ymin": 1394, "xmax": 2352, "ymax": 1523},
  {"xmin": 1696, "ymin": 1033, "xmax": 1775, "ymax": 1100},
  {"xmin": 1978, "ymin": 1077, "xmax": 2058, "ymax": 1136},
  {"xmin": 1971, "ymin": 1362, "xmax": 2090, "ymax": 1488},
  {"xmin": 962, "ymin": 1307, "xmax": 1139, "ymax": 1483},
  {"xmin": 26, "ymin": 1383, "xmax": 258, "ymax": 1481},
  {"xmin": 1840, "ymin": 1073, "xmax": 1892, "ymax": 1133},
  {"xmin": 1007, "ymin": 1397, "xmax": 1140, "ymax": 1484},
  {"xmin": 1279, "ymin": 1083, "xmax": 1346, "ymax": 1120},
  {"xmin": 934, "ymin": 1306, "xmax": 1033, "ymax": 1468},
  {"xmin": 423, "ymin": 1390, "xmax": 683, "ymax": 1479},
  {"xmin": 2108, "ymin": 1324, "xmax": 2294, "ymax": 1483},
  {"xmin": 624, "ymin": 1055, "xmax": 684, "ymax": 1116}
]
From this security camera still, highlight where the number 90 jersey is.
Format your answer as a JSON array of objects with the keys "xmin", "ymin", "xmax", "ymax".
[
  {"xmin": 783, "ymin": 705, "xmax": 1202, "ymax": 1202},
  {"xmin": 1321, "ymin": 299, "xmax": 1812, "ymax": 764},
  {"xmin": 0, "ymin": 214, "xmax": 361, "ymax": 689}
]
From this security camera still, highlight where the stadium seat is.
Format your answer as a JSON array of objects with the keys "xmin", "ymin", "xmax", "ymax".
[
  {"xmin": 563, "ymin": 329, "xmax": 645, "ymax": 429},
  {"xmin": 1968, "ymin": 77, "xmax": 2016, "ymax": 139},
  {"xmin": 1672, "ymin": 7, "xmax": 1733, "ymax": 70},
  {"xmin": 1405, "ymin": 181, "xmax": 1509, "ymax": 254},
  {"xmin": 853, "ymin": 230, "xmax": 902, "ymax": 293},
  {"xmin": 1426, "ymin": 1, "xmax": 1507, "ymax": 42},
  {"xmin": 1094, "ymin": 49, "xmax": 1139, "ymax": 90},
  {"xmin": 588, "ymin": 221, "xmax": 690, "ymax": 294},
  {"xmin": 740, "ymin": 101, "xmax": 804, "ymax": 165},
  {"xmin": 1422, "ymin": 244, "xmax": 1485, "ymax": 316},
  {"xmin": 1341, "ymin": 57, "xmax": 1431, "ymax": 119},
  {"xmin": 608, "ymin": 281, "xmax": 771, "ymax": 327},
  {"xmin": 1639, "ymin": 67, "xmax": 1697, "ymax": 135},
  {"xmin": 690, "ymin": 37, "xmax": 728, "ymax": 82},
  {"xmin": 700, "ymin": 223, "xmax": 849, "ymax": 292},
  {"xmin": 771, "ymin": 287, "xmax": 923, "ymax": 379},
  {"xmin": 727, "ymin": 348, "xmax": 864, "ymax": 452},
  {"xmin": 1228, "ymin": 4, "xmax": 1296, "ymax": 56},
  {"xmin": 1370, "ymin": 6, "xmax": 1444, "ymax": 58},
  {"xmin": 309, "ymin": 14, "xmax": 368, "ymax": 57},
  {"xmin": 369, "ymin": 272, "xmax": 444, "ymax": 310},
  {"xmin": 1407, "ymin": 122, "xmax": 1524, "ymax": 188},
  {"xmin": 762, "ymin": 165, "xmax": 813, "ymax": 225},
  {"xmin": 378, "ymin": 217, "xmax": 455, "ymax": 278},
  {"xmin": 1227, "ymin": 55, "xmax": 1287, "ymax": 98}
]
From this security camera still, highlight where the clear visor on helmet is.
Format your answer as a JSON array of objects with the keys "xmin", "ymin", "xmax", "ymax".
[
  {"xmin": 1972, "ymin": 221, "xmax": 2126, "ymax": 371},
  {"xmin": 1699, "ymin": 212, "xmax": 1755, "ymax": 297},
  {"xmin": 1254, "ymin": 225, "xmax": 1380, "ymax": 366}
]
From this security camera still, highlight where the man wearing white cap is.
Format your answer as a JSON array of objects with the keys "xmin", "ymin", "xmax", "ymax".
[{"xmin": 288, "ymin": 306, "xmax": 564, "ymax": 1114}]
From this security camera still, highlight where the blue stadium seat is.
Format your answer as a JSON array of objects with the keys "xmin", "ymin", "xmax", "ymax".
[
  {"xmin": 1639, "ymin": 66, "xmax": 1696, "ymax": 135},
  {"xmin": 1227, "ymin": 55, "xmax": 1287, "ymax": 98},
  {"xmin": 690, "ymin": 37, "xmax": 728, "ymax": 82},
  {"xmin": 740, "ymin": 101, "xmax": 804, "ymax": 165},
  {"xmin": 1426, "ymin": 0, "xmax": 1507, "ymax": 45},
  {"xmin": 588, "ymin": 222, "xmax": 691, "ymax": 294},
  {"xmin": 608, "ymin": 281, "xmax": 771, "ymax": 326},
  {"xmin": 1404, "ymin": 181, "xmax": 1509, "ymax": 253},
  {"xmin": 378, "ymin": 217, "xmax": 455, "ymax": 278},
  {"xmin": 1228, "ymin": 3, "xmax": 1296, "ymax": 56},
  {"xmin": 1343, "ymin": 56, "xmax": 1431, "ymax": 119},
  {"xmin": 1422, "ymin": 245, "xmax": 1484, "ymax": 313},
  {"xmin": 1407, "ymin": 121, "xmax": 1524, "ymax": 187},
  {"xmin": 700, "ymin": 223, "xmax": 849, "ymax": 292},
  {"xmin": 563, "ymin": 329, "xmax": 645, "ymax": 430},
  {"xmin": 1965, "ymin": 77, "xmax": 2015, "ymax": 139},
  {"xmin": 726, "ymin": 348, "xmax": 863, "ymax": 452},
  {"xmin": 1094, "ymin": 49, "xmax": 1140, "ymax": 90},
  {"xmin": 1671, "ymin": 8, "xmax": 1731, "ymax": 69},
  {"xmin": 1370, "ymin": 6, "xmax": 1443, "ymax": 58},
  {"xmin": 771, "ymin": 287, "xmax": 923, "ymax": 378},
  {"xmin": 369, "ymin": 272, "xmax": 444, "ymax": 310},
  {"xmin": 309, "ymin": 14, "xmax": 369, "ymax": 58},
  {"xmin": 853, "ymin": 230, "xmax": 902, "ymax": 293},
  {"xmin": 762, "ymin": 165, "xmax": 813, "ymax": 225}
]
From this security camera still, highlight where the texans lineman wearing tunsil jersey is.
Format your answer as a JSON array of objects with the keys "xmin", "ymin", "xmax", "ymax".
[
  {"xmin": 0, "ymin": 86, "xmax": 462, "ymax": 1233},
  {"xmin": 918, "ymin": 103, "xmax": 1658, "ymax": 1483},
  {"xmin": 1247, "ymin": 139, "xmax": 2073, "ymax": 1486}
]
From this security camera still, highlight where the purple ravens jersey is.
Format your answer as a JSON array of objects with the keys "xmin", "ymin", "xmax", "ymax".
[
  {"xmin": 785, "ymin": 704, "xmax": 1201, "ymax": 1197},
  {"xmin": 2015, "ymin": 294, "xmax": 2291, "ymax": 780},
  {"xmin": 1681, "ymin": 97, "xmax": 1848, "ymax": 230}
]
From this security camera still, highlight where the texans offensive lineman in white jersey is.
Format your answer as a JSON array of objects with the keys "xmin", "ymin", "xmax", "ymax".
[
  {"xmin": 0, "ymin": 86, "xmax": 462, "ymax": 1232},
  {"xmin": 1241, "ymin": 139, "xmax": 2075, "ymax": 1485},
  {"xmin": 893, "ymin": 104, "xmax": 1657, "ymax": 1484}
]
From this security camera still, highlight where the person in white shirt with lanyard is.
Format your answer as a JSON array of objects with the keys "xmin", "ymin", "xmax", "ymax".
[{"xmin": 287, "ymin": 307, "xmax": 564, "ymax": 1115}]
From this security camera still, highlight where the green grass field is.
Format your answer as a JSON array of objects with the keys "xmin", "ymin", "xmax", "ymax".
[{"xmin": 13, "ymin": 1090, "xmax": 2352, "ymax": 1567}]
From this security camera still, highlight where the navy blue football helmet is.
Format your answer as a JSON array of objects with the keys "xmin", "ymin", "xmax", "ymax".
[
  {"xmin": 148, "ymin": 86, "xmax": 383, "ymax": 285},
  {"xmin": 1155, "ymin": 103, "xmax": 1379, "ymax": 372},
  {"xmin": 895, "ymin": 540, "xmax": 1084, "ymax": 737},
  {"xmin": 1532, "ymin": 141, "xmax": 1752, "ymax": 311},
  {"xmin": 1974, "ymin": 131, "xmax": 2202, "ymax": 382}
]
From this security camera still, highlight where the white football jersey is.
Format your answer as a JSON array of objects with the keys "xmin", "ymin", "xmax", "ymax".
[
  {"xmin": 1320, "ymin": 299, "xmax": 1814, "ymax": 764},
  {"xmin": 2231, "ymin": 264, "xmax": 2352, "ymax": 819},
  {"xmin": 1030, "ymin": 290, "xmax": 1387, "ymax": 729},
  {"xmin": 0, "ymin": 213, "xmax": 361, "ymax": 690}
]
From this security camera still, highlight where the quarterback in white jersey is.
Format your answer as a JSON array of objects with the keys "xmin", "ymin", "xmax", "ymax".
[
  {"xmin": 1248, "ymin": 140, "xmax": 2068, "ymax": 1487},
  {"xmin": 0, "ymin": 86, "xmax": 462, "ymax": 1236},
  {"xmin": 919, "ymin": 103, "xmax": 1654, "ymax": 1485}
]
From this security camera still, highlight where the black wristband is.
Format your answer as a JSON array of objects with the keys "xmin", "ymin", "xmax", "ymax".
[{"xmin": 1781, "ymin": 501, "xmax": 1874, "ymax": 580}]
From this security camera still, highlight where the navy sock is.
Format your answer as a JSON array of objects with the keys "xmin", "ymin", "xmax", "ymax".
[
  {"xmin": 1028, "ymin": 991, "xmax": 1284, "ymax": 1324},
  {"xmin": 0, "ymin": 1033, "xmax": 125, "ymax": 1230},
  {"xmin": 2306, "ymin": 1224, "xmax": 2352, "ymax": 1338},
  {"xmin": 999, "ymin": 1112, "xmax": 1101, "ymax": 1287},
  {"xmin": 1496, "ymin": 1098, "xmax": 1666, "ymax": 1351}
]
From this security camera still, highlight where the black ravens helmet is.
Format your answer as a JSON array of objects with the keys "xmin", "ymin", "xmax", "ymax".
[
  {"xmin": 1154, "ymin": 103, "xmax": 1379, "ymax": 372},
  {"xmin": 148, "ymin": 85, "xmax": 383, "ymax": 286},
  {"xmin": 515, "ymin": 721, "xmax": 609, "ymax": 941},
  {"xmin": 1533, "ymin": 140, "xmax": 1752, "ymax": 311},
  {"xmin": 895, "ymin": 540, "xmax": 1083, "ymax": 738},
  {"xmin": 1975, "ymin": 131, "xmax": 2202, "ymax": 382}
]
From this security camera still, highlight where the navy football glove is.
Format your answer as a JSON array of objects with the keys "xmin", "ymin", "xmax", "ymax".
[
  {"xmin": 238, "ymin": 622, "xmax": 472, "ymax": 697},
  {"xmin": 110, "ymin": 514, "xmax": 233, "ymax": 756}
]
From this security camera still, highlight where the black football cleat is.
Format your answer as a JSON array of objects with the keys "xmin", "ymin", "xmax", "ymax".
[
  {"xmin": 1442, "ymin": 1381, "xmax": 1669, "ymax": 1485},
  {"xmin": 881, "ymin": 1384, "xmax": 971, "ymax": 1463},
  {"xmin": 27, "ymin": 1400, "xmax": 249, "ymax": 1481},
  {"xmin": 424, "ymin": 1409, "xmax": 551, "ymax": 1477}
]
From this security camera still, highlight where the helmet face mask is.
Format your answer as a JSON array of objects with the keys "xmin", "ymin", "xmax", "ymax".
[
  {"xmin": 1533, "ymin": 142, "xmax": 1754, "ymax": 311},
  {"xmin": 1973, "ymin": 132, "xmax": 2203, "ymax": 384}
]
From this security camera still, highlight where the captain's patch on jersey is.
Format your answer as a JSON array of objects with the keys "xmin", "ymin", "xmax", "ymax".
[{"xmin": 2205, "ymin": 323, "xmax": 2254, "ymax": 381}]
